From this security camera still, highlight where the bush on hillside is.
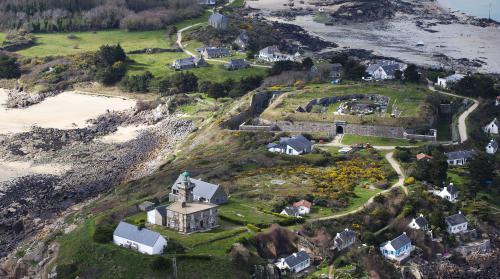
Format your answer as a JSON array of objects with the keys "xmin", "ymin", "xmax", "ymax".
[
  {"xmin": 150, "ymin": 256, "xmax": 171, "ymax": 271},
  {"xmin": 0, "ymin": 54, "xmax": 21, "ymax": 79}
]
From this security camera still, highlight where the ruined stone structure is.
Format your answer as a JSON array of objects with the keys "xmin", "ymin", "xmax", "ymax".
[{"xmin": 165, "ymin": 172, "xmax": 218, "ymax": 233}]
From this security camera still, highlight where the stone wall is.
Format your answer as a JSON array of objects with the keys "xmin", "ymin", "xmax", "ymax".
[{"xmin": 345, "ymin": 123, "xmax": 405, "ymax": 139}]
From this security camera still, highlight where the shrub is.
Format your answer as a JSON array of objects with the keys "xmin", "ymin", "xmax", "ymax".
[
  {"xmin": 92, "ymin": 220, "xmax": 115, "ymax": 243},
  {"xmin": 56, "ymin": 263, "xmax": 78, "ymax": 278},
  {"xmin": 150, "ymin": 256, "xmax": 170, "ymax": 271},
  {"xmin": 120, "ymin": 71, "xmax": 153, "ymax": 92},
  {"xmin": 0, "ymin": 54, "xmax": 21, "ymax": 79},
  {"xmin": 246, "ymin": 224, "xmax": 261, "ymax": 232},
  {"xmin": 176, "ymin": 254, "xmax": 212, "ymax": 260},
  {"xmin": 170, "ymin": 72, "xmax": 198, "ymax": 93},
  {"xmin": 404, "ymin": 177, "xmax": 415, "ymax": 185}
]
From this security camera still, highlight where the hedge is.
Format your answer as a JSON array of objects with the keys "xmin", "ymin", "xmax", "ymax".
[{"xmin": 246, "ymin": 224, "xmax": 261, "ymax": 232}]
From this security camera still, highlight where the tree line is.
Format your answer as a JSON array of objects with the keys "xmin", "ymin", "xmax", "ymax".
[{"xmin": 0, "ymin": 0, "xmax": 203, "ymax": 31}]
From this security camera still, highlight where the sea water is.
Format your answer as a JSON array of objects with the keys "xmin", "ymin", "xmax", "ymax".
[{"xmin": 439, "ymin": 0, "xmax": 500, "ymax": 21}]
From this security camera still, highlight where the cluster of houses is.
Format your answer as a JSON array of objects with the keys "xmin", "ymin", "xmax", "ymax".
[
  {"xmin": 258, "ymin": 45, "xmax": 301, "ymax": 63},
  {"xmin": 113, "ymin": 172, "xmax": 228, "ymax": 255},
  {"xmin": 365, "ymin": 60, "xmax": 407, "ymax": 80}
]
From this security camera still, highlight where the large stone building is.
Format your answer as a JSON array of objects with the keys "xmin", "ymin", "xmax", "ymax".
[{"xmin": 148, "ymin": 172, "xmax": 219, "ymax": 234}]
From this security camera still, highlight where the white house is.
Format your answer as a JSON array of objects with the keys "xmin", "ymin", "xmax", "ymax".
[
  {"xmin": 280, "ymin": 206, "xmax": 300, "ymax": 218},
  {"xmin": 380, "ymin": 232, "xmax": 414, "ymax": 262},
  {"xmin": 267, "ymin": 135, "xmax": 313, "ymax": 155},
  {"xmin": 445, "ymin": 150, "xmax": 475, "ymax": 166},
  {"xmin": 408, "ymin": 214, "xmax": 429, "ymax": 231},
  {"xmin": 258, "ymin": 46, "xmax": 293, "ymax": 62},
  {"xmin": 332, "ymin": 229, "xmax": 356, "ymax": 251},
  {"xmin": 486, "ymin": 139, "xmax": 498, "ymax": 154},
  {"xmin": 435, "ymin": 183, "xmax": 459, "ymax": 202},
  {"xmin": 292, "ymin": 200, "xmax": 312, "ymax": 216},
  {"xmin": 445, "ymin": 212, "xmax": 468, "ymax": 234},
  {"xmin": 113, "ymin": 221, "xmax": 167, "ymax": 255},
  {"xmin": 483, "ymin": 118, "xmax": 499, "ymax": 135},
  {"xmin": 275, "ymin": 250, "xmax": 311, "ymax": 273},
  {"xmin": 365, "ymin": 60, "xmax": 407, "ymax": 80},
  {"xmin": 436, "ymin": 74, "xmax": 465, "ymax": 89},
  {"xmin": 495, "ymin": 96, "xmax": 500, "ymax": 106},
  {"xmin": 147, "ymin": 205, "xmax": 167, "ymax": 226}
]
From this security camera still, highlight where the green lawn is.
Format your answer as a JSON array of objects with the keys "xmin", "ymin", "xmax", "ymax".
[
  {"xmin": 228, "ymin": 0, "xmax": 246, "ymax": 8},
  {"xmin": 261, "ymin": 81, "xmax": 434, "ymax": 126},
  {"xmin": 341, "ymin": 134, "xmax": 414, "ymax": 146},
  {"xmin": 218, "ymin": 199, "xmax": 284, "ymax": 225},
  {"xmin": 0, "ymin": 33, "xmax": 5, "ymax": 44},
  {"xmin": 128, "ymin": 52, "xmax": 267, "ymax": 81}
]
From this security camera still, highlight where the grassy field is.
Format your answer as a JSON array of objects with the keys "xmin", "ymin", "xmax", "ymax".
[
  {"xmin": 261, "ymin": 81, "xmax": 433, "ymax": 126},
  {"xmin": 218, "ymin": 199, "xmax": 284, "ymax": 225},
  {"xmin": 0, "ymin": 33, "xmax": 5, "ymax": 44},
  {"xmin": 341, "ymin": 134, "xmax": 415, "ymax": 146}
]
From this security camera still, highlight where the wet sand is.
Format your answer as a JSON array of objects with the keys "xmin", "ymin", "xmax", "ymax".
[
  {"xmin": 0, "ymin": 161, "xmax": 68, "ymax": 183},
  {"xmin": 97, "ymin": 125, "xmax": 147, "ymax": 144},
  {"xmin": 249, "ymin": 0, "xmax": 500, "ymax": 73},
  {"xmin": 0, "ymin": 89, "xmax": 136, "ymax": 134}
]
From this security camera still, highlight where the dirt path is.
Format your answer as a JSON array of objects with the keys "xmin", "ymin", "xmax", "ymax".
[
  {"xmin": 310, "ymin": 152, "xmax": 407, "ymax": 222},
  {"xmin": 427, "ymin": 81, "xmax": 479, "ymax": 143}
]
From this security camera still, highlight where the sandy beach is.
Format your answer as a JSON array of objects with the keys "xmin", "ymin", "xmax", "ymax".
[
  {"xmin": 0, "ymin": 89, "xmax": 136, "ymax": 134},
  {"xmin": 249, "ymin": 0, "xmax": 500, "ymax": 73},
  {"xmin": 0, "ymin": 161, "xmax": 68, "ymax": 184}
]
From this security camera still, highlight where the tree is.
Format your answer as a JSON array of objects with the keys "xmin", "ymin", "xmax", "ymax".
[
  {"xmin": 95, "ymin": 61, "xmax": 127, "ymax": 85},
  {"xmin": 468, "ymin": 152, "xmax": 495, "ymax": 193},
  {"xmin": 428, "ymin": 150, "xmax": 448, "ymax": 186},
  {"xmin": 207, "ymin": 82, "xmax": 228, "ymax": 99},
  {"xmin": 268, "ymin": 60, "xmax": 303, "ymax": 76},
  {"xmin": 97, "ymin": 44, "xmax": 126, "ymax": 67},
  {"xmin": 394, "ymin": 70, "xmax": 403, "ymax": 80},
  {"xmin": 150, "ymin": 256, "xmax": 170, "ymax": 271},
  {"xmin": 343, "ymin": 59, "xmax": 366, "ymax": 80},
  {"xmin": 403, "ymin": 64, "xmax": 420, "ymax": 83},
  {"xmin": 452, "ymin": 74, "xmax": 498, "ymax": 98},
  {"xmin": 0, "ymin": 54, "xmax": 21, "ymax": 79},
  {"xmin": 120, "ymin": 71, "xmax": 153, "ymax": 92},
  {"xmin": 170, "ymin": 72, "xmax": 198, "ymax": 93},
  {"xmin": 302, "ymin": 57, "xmax": 314, "ymax": 70}
]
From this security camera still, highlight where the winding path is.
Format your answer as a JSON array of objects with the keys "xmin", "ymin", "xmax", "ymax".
[{"xmin": 427, "ymin": 80, "xmax": 479, "ymax": 143}]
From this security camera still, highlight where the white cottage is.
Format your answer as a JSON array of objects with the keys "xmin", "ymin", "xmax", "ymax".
[
  {"xmin": 267, "ymin": 135, "xmax": 313, "ymax": 155},
  {"xmin": 275, "ymin": 250, "xmax": 311, "ymax": 273},
  {"xmin": 380, "ymin": 233, "xmax": 414, "ymax": 262},
  {"xmin": 436, "ymin": 74, "xmax": 465, "ymax": 89},
  {"xmin": 445, "ymin": 150, "xmax": 475, "ymax": 166},
  {"xmin": 280, "ymin": 206, "xmax": 300, "ymax": 217},
  {"xmin": 292, "ymin": 200, "xmax": 312, "ymax": 216},
  {"xmin": 483, "ymin": 118, "xmax": 499, "ymax": 135},
  {"xmin": 113, "ymin": 221, "xmax": 167, "ymax": 255},
  {"xmin": 258, "ymin": 46, "xmax": 293, "ymax": 62},
  {"xmin": 408, "ymin": 214, "xmax": 429, "ymax": 231},
  {"xmin": 332, "ymin": 229, "xmax": 356, "ymax": 251},
  {"xmin": 486, "ymin": 139, "xmax": 498, "ymax": 154},
  {"xmin": 435, "ymin": 183, "xmax": 459, "ymax": 202},
  {"xmin": 445, "ymin": 212, "xmax": 468, "ymax": 234}
]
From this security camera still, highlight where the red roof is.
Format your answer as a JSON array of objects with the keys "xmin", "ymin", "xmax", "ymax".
[
  {"xmin": 416, "ymin": 153, "xmax": 433, "ymax": 160},
  {"xmin": 293, "ymin": 200, "xmax": 312, "ymax": 208}
]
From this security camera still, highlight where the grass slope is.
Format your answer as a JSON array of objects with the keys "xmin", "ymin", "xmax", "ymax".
[{"xmin": 341, "ymin": 134, "xmax": 414, "ymax": 146}]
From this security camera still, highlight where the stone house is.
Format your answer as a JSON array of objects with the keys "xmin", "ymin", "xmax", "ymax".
[
  {"xmin": 151, "ymin": 172, "xmax": 219, "ymax": 234},
  {"xmin": 366, "ymin": 60, "xmax": 407, "ymax": 80},
  {"xmin": 209, "ymin": 13, "xmax": 229, "ymax": 29},
  {"xmin": 113, "ymin": 221, "xmax": 167, "ymax": 255},
  {"xmin": 225, "ymin": 59, "xmax": 249, "ymax": 70},
  {"xmin": 311, "ymin": 63, "xmax": 344, "ymax": 79},
  {"xmin": 434, "ymin": 183, "xmax": 459, "ymax": 202},
  {"xmin": 171, "ymin": 57, "xmax": 207, "ymax": 70},
  {"xmin": 169, "ymin": 173, "xmax": 227, "ymax": 204},
  {"xmin": 201, "ymin": 47, "xmax": 230, "ymax": 59},
  {"xmin": 332, "ymin": 229, "xmax": 356, "ymax": 251},
  {"xmin": 234, "ymin": 32, "xmax": 250, "ymax": 50},
  {"xmin": 445, "ymin": 212, "xmax": 468, "ymax": 234}
]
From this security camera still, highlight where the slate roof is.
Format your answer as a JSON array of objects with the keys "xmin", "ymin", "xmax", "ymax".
[
  {"xmin": 113, "ymin": 221, "xmax": 162, "ymax": 247},
  {"xmin": 488, "ymin": 139, "xmax": 498, "ymax": 150},
  {"xmin": 444, "ymin": 74, "xmax": 465, "ymax": 82},
  {"xmin": 235, "ymin": 33, "xmax": 249, "ymax": 45},
  {"xmin": 209, "ymin": 13, "xmax": 228, "ymax": 26},
  {"xmin": 385, "ymin": 233, "xmax": 411, "ymax": 251},
  {"xmin": 283, "ymin": 251, "xmax": 310, "ymax": 268},
  {"xmin": 413, "ymin": 215, "xmax": 428, "ymax": 228},
  {"xmin": 445, "ymin": 150, "xmax": 475, "ymax": 160},
  {"xmin": 366, "ymin": 64, "xmax": 381, "ymax": 74},
  {"xmin": 445, "ymin": 213, "xmax": 467, "ymax": 226},
  {"xmin": 489, "ymin": 118, "xmax": 500, "ymax": 127},
  {"xmin": 444, "ymin": 183, "xmax": 458, "ymax": 195},
  {"xmin": 139, "ymin": 201, "xmax": 155, "ymax": 210},
  {"xmin": 279, "ymin": 135, "xmax": 312, "ymax": 152},
  {"xmin": 203, "ymin": 47, "xmax": 230, "ymax": 57},
  {"xmin": 174, "ymin": 57, "xmax": 195, "ymax": 66},
  {"xmin": 172, "ymin": 174, "xmax": 224, "ymax": 201},
  {"xmin": 152, "ymin": 205, "xmax": 168, "ymax": 217},
  {"xmin": 225, "ymin": 59, "xmax": 248, "ymax": 68},
  {"xmin": 381, "ymin": 64, "xmax": 401, "ymax": 76},
  {"xmin": 282, "ymin": 206, "xmax": 299, "ymax": 216},
  {"xmin": 260, "ymin": 46, "xmax": 280, "ymax": 55},
  {"xmin": 334, "ymin": 229, "xmax": 356, "ymax": 247}
]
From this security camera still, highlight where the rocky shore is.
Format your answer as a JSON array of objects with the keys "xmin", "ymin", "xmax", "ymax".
[{"xmin": 0, "ymin": 101, "xmax": 194, "ymax": 261}]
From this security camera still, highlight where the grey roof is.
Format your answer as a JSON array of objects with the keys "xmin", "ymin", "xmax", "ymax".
[
  {"xmin": 444, "ymin": 183, "xmax": 458, "ymax": 195},
  {"xmin": 488, "ymin": 139, "xmax": 498, "ymax": 150},
  {"xmin": 279, "ymin": 135, "xmax": 312, "ymax": 152},
  {"xmin": 444, "ymin": 74, "xmax": 465, "ymax": 82},
  {"xmin": 140, "ymin": 201, "xmax": 154, "ymax": 208},
  {"xmin": 386, "ymin": 233, "xmax": 411, "ymax": 250},
  {"xmin": 172, "ymin": 174, "xmax": 223, "ymax": 201},
  {"xmin": 283, "ymin": 251, "xmax": 310, "ymax": 267},
  {"xmin": 203, "ymin": 47, "xmax": 230, "ymax": 57},
  {"xmin": 235, "ymin": 33, "xmax": 249, "ymax": 44},
  {"xmin": 209, "ymin": 13, "xmax": 228, "ymax": 25},
  {"xmin": 226, "ymin": 59, "xmax": 248, "ymax": 68},
  {"xmin": 334, "ymin": 229, "xmax": 356, "ymax": 246},
  {"xmin": 445, "ymin": 213, "xmax": 467, "ymax": 226},
  {"xmin": 260, "ymin": 46, "xmax": 279, "ymax": 55},
  {"xmin": 445, "ymin": 150, "xmax": 475, "ymax": 161},
  {"xmin": 366, "ymin": 64, "xmax": 381, "ymax": 74},
  {"xmin": 282, "ymin": 206, "xmax": 299, "ymax": 216},
  {"xmin": 153, "ymin": 205, "xmax": 168, "ymax": 217},
  {"xmin": 413, "ymin": 216, "xmax": 428, "ymax": 228},
  {"xmin": 366, "ymin": 60, "xmax": 405, "ymax": 75},
  {"xmin": 490, "ymin": 118, "xmax": 500, "ymax": 127},
  {"xmin": 113, "ymin": 221, "xmax": 162, "ymax": 247},
  {"xmin": 381, "ymin": 64, "xmax": 401, "ymax": 76},
  {"xmin": 174, "ymin": 57, "xmax": 195, "ymax": 66}
]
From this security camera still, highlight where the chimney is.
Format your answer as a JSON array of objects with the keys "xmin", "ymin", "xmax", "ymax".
[
  {"xmin": 403, "ymin": 232, "xmax": 407, "ymax": 235},
  {"xmin": 345, "ymin": 228, "xmax": 349, "ymax": 231},
  {"xmin": 458, "ymin": 211, "xmax": 462, "ymax": 215},
  {"xmin": 293, "ymin": 253, "xmax": 297, "ymax": 257},
  {"xmin": 419, "ymin": 213, "xmax": 424, "ymax": 217}
]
